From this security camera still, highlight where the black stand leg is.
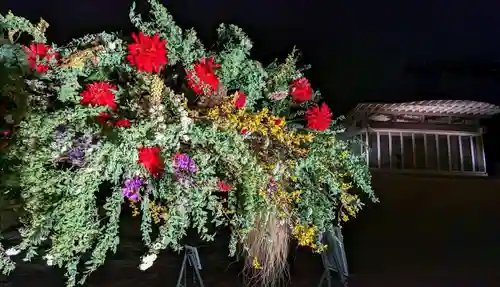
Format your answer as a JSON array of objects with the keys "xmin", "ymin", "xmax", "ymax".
[
  {"xmin": 176, "ymin": 245, "xmax": 205, "ymax": 287},
  {"xmin": 317, "ymin": 228, "xmax": 349, "ymax": 287}
]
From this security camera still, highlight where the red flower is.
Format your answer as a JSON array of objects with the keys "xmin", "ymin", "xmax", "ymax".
[
  {"xmin": 80, "ymin": 82, "xmax": 117, "ymax": 110},
  {"xmin": 217, "ymin": 180, "xmax": 232, "ymax": 192},
  {"xmin": 185, "ymin": 57, "xmax": 220, "ymax": 95},
  {"xmin": 138, "ymin": 147, "xmax": 164, "ymax": 178},
  {"xmin": 305, "ymin": 103, "xmax": 332, "ymax": 131},
  {"xmin": 95, "ymin": 113, "xmax": 130, "ymax": 128},
  {"xmin": 240, "ymin": 128, "xmax": 249, "ymax": 135},
  {"xmin": 96, "ymin": 112, "xmax": 113, "ymax": 125},
  {"xmin": 290, "ymin": 77, "xmax": 313, "ymax": 103},
  {"xmin": 115, "ymin": 119, "xmax": 131, "ymax": 128},
  {"xmin": 274, "ymin": 119, "xmax": 282, "ymax": 125},
  {"xmin": 23, "ymin": 42, "xmax": 59, "ymax": 73},
  {"xmin": 234, "ymin": 91, "xmax": 246, "ymax": 109},
  {"xmin": 127, "ymin": 32, "xmax": 168, "ymax": 73}
]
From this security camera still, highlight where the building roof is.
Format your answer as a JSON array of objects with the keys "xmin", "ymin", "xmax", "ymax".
[{"xmin": 352, "ymin": 100, "xmax": 500, "ymax": 117}]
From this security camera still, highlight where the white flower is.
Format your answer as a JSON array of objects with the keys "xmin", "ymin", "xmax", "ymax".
[
  {"xmin": 157, "ymin": 116, "xmax": 165, "ymax": 122},
  {"xmin": 43, "ymin": 254, "xmax": 54, "ymax": 266},
  {"xmin": 157, "ymin": 105, "xmax": 165, "ymax": 111},
  {"xmin": 139, "ymin": 253, "xmax": 157, "ymax": 271},
  {"xmin": 139, "ymin": 260, "xmax": 154, "ymax": 271},
  {"xmin": 108, "ymin": 42, "xmax": 116, "ymax": 50},
  {"xmin": 178, "ymin": 109, "xmax": 188, "ymax": 117},
  {"xmin": 152, "ymin": 242, "xmax": 162, "ymax": 250},
  {"xmin": 5, "ymin": 247, "xmax": 20, "ymax": 256},
  {"xmin": 155, "ymin": 133, "xmax": 165, "ymax": 141},
  {"xmin": 180, "ymin": 116, "xmax": 192, "ymax": 130},
  {"xmin": 142, "ymin": 253, "xmax": 157, "ymax": 264},
  {"xmin": 181, "ymin": 135, "xmax": 190, "ymax": 142}
]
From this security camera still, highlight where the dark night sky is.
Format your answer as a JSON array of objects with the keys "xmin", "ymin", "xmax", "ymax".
[
  {"xmin": 3, "ymin": 0, "xmax": 500, "ymax": 110},
  {"xmin": 2, "ymin": 0, "xmax": 500, "ymax": 165}
]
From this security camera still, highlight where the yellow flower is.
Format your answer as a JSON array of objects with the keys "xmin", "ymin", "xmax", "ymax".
[
  {"xmin": 149, "ymin": 200, "xmax": 167, "ymax": 224},
  {"xmin": 150, "ymin": 74, "xmax": 165, "ymax": 104},
  {"xmin": 316, "ymin": 244, "xmax": 328, "ymax": 253},
  {"xmin": 292, "ymin": 224, "xmax": 318, "ymax": 249},
  {"xmin": 340, "ymin": 182, "xmax": 353, "ymax": 190},
  {"xmin": 207, "ymin": 97, "xmax": 315, "ymax": 155},
  {"xmin": 130, "ymin": 201, "xmax": 140, "ymax": 217},
  {"xmin": 252, "ymin": 257, "xmax": 262, "ymax": 269}
]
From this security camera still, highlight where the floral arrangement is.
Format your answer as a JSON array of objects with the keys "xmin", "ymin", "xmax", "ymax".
[{"xmin": 0, "ymin": 1, "xmax": 377, "ymax": 286}]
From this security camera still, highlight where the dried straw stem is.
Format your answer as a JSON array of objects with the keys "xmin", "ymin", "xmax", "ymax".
[{"xmin": 243, "ymin": 212, "xmax": 290, "ymax": 287}]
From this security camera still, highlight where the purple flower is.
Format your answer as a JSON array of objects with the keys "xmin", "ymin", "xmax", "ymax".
[
  {"xmin": 173, "ymin": 153, "xmax": 198, "ymax": 174},
  {"xmin": 267, "ymin": 179, "xmax": 278, "ymax": 196},
  {"xmin": 122, "ymin": 177, "xmax": 144, "ymax": 202},
  {"xmin": 68, "ymin": 148, "xmax": 85, "ymax": 166},
  {"xmin": 124, "ymin": 177, "xmax": 143, "ymax": 190},
  {"xmin": 122, "ymin": 189, "xmax": 141, "ymax": 202}
]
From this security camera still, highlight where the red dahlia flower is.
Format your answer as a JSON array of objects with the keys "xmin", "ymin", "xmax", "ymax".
[
  {"xmin": 24, "ymin": 42, "xmax": 59, "ymax": 73},
  {"xmin": 138, "ymin": 147, "xmax": 164, "ymax": 178},
  {"xmin": 305, "ymin": 103, "xmax": 332, "ymax": 131},
  {"xmin": 127, "ymin": 32, "xmax": 168, "ymax": 73},
  {"xmin": 185, "ymin": 57, "xmax": 220, "ymax": 95},
  {"xmin": 115, "ymin": 119, "xmax": 131, "ymax": 128},
  {"xmin": 234, "ymin": 91, "xmax": 246, "ymax": 109},
  {"xmin": 80, "ymin": 82, "xmax": 117, "ymax": 110},
  {"xmin": 217, "ymin": 180, "xmax": 232, "ymax": 192},
  {"xmin": 290, "ymin": 77, "xmax": 313, "ymax": 103}
]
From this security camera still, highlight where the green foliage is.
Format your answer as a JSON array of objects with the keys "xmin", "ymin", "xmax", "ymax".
[
  {"xmin": 0, "ymin": 12, "xmax": 48, "ymax": 43},
  {"xmin": 0, "ymin": 1, "xmax": 376, "ymax": 286},
  {"xmin": 0, "ymin": 242, "xmax": 15, "ymax": 275},
  {"xmin": 215, "ymin": 24, "xmax": 267, "ymax": 110}
]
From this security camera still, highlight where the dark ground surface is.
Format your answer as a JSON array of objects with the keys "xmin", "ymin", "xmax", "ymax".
[
  {"xmin": 3, "ymin": 174, "xmax": 500, "ymax": 286},
  {"xmin": 3, "ymin": 218, "xmax": 500, "ymax": 287}
]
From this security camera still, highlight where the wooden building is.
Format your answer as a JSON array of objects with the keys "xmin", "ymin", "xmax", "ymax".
[{"xmin": 345, "ymin": 100, "xmax": 500, "ymax": 176}]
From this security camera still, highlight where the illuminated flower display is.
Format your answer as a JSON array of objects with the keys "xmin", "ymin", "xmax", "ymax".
[{"xmin": 0, "ymin": 1, "xmax": 376, "ymax": 286}]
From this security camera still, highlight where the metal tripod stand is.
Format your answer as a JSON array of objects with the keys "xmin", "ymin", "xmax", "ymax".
[
  {"xmin": 176, "ymin": 245, "xmax": 205, "ymax": 287},
  {"xmin": 317, "ymin": 227, "xmax": 349, "ymax": 287}
]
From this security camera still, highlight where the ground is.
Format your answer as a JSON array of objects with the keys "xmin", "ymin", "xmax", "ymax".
[
  {"xmin": 4, "ymin": 173, "xmax": 500, "ymax": 286},
  {"xmin": 3, "ymin": 221, "xmax": 500, "ymax": 287}
]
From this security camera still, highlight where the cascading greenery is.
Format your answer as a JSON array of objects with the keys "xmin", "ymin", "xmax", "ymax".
[{"xmin": 0, "ymin": 1, "xmax": 377, "ymax": 286}]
